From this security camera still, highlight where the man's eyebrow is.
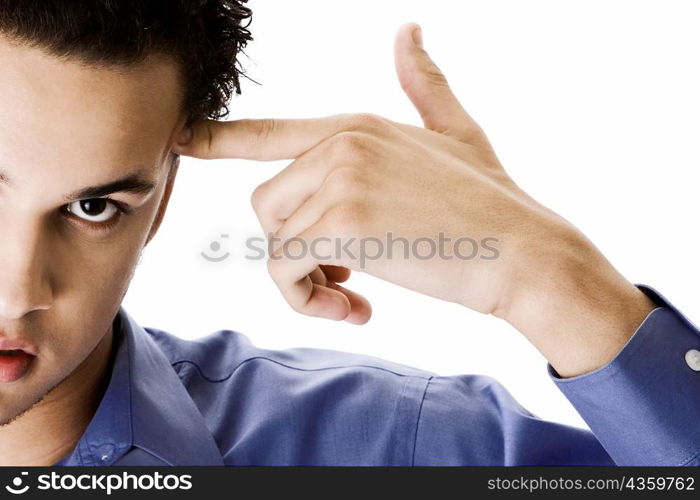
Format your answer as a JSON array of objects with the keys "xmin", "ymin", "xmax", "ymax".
[
  {"xmin": 0, "ymin": 167, "xmax": 157, "ymax": 200},
  {"xmin": 63, "ymin": 172, "xmax": 157, "ymax": 201}
]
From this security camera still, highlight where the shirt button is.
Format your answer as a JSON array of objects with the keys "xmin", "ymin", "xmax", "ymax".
[
  {"xmin": 96, "ymin": 443, "xmax": 115, "ymax": 463},
  {"xmin": 685, "ymin": 349, "xmax": 700, "ymax": 371}
]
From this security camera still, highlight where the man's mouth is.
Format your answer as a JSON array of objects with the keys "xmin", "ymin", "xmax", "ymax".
[{"xmin": 0, "ymin": 350, "xmax": 36, "ymax": 382}]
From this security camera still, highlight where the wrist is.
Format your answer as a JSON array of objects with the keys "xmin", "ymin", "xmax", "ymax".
[{"xmin": 494, "ymin": 220, "xmax": 657, "ymax": 378}]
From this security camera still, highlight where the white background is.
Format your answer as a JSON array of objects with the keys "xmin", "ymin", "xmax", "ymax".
[{"xmin": 123, "ymin": 0, "xmax": 700, "ymax": 429}]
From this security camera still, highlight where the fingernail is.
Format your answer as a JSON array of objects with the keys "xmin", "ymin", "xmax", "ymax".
[
  {"xmin": 177, "ymin": 127, "xmax": 193, "ymax": 145},
  {"xmin": 412, "ymin": 25, "xmax": 423, "ymax": 48}
]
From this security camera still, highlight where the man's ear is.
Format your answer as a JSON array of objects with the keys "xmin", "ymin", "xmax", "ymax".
[{"xmin": 145, "ymin": 153, "xmax": 180, "ymax": 245}]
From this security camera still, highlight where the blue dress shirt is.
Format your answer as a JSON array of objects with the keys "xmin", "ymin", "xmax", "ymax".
[{"xmin": 54, "ymin": 284, "xmax": 700, "ymax": 466}]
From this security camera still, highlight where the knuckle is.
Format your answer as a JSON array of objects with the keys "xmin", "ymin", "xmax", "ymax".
[
  {"xmin": 326, "ymin": 201, "xmax": 366, "ymax": 236},
  {"xmin": 289, "ymin": 294, "xmax": 309, "ymax": 314},
  {"xmin": 249, "ymin": 118, "xmax": 277, "ymax": 142},
  {"xmin": 346, "ymin": 112, "xmax": 387, "ymax": 133},
  {"xmin": 423, "ymin": 60, "xmax": 449, "ymax": 87},
  {"xmin": 329, "ymin": 130, "xmax": 367, "ymax": 154},
  {"xmin": 265, "ymin": 256, "xmax": 283, "ymax": 281},
  {"xmin": 265, "ymin": 259, "xmax": 311, "ymax": 314},
  {"xmin": 249, "ymin": 182, "xmax": 269, "ymax": 211},
  {"xmin": 324, "ymin": 165, "xmax": 364, "ymax": 196}
]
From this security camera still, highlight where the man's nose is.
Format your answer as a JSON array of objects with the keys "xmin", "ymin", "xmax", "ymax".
[{"xmin": 0, "ymin": 222, "xmax": 53, "ymax": 319}]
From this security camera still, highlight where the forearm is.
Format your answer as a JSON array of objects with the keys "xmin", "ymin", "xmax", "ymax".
[{"xmin": 494, "ymin": 217, "xmax": 657, "ymax": 378}]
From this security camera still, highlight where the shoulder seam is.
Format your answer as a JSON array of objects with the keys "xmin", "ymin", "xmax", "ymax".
[{"xmin": 171, "ymin": 355, "xmax": 432, "ymax": 384}]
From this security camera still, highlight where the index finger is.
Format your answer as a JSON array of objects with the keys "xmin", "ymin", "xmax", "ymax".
[{"xmin": 173, "ymin": 115, "xmax": 351, "ymax": 161}]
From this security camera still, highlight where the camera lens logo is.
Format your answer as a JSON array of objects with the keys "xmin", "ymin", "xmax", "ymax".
[
  {"xmin": 5, "ymin": 472, "xmax": 29, "ymax": 495},
  {"xmin": 201, "ymin": 234, "xmax": 230, "ymax": 262}
]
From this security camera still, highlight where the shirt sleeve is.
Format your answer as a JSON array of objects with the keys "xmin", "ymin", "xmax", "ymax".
[
  {"xmin": 411, "ymin": 374, "xmax": 614, "ymax": 465},
  {"xmin": 549, "ymin": 284, "xmax": 700, "ymax": 466}
]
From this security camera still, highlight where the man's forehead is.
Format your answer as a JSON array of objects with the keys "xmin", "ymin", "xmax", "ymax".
[
  {"xmin": 0, "ymin": 36, "xmax": 184, "ymax": 184},
  {"xmin": 0, "ymin": 36, "xmax": 184, "ymax": 128}
]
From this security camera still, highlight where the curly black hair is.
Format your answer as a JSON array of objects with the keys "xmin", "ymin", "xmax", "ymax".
[{"xmin": 0, "ymin": 0, "xmax": 253, "ymax": 122}]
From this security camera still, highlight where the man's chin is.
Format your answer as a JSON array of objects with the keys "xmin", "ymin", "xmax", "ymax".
[
  {"xmin": 0, "ymin": 394, "xmax": 45, "ymax": 427},
  {"xmin": 0, "ymin": 374, "xmax": 70, "ymax": 427}
]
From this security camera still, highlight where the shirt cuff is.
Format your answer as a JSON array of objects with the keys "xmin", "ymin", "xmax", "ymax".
[{"xmin": 548, "ymin": 284, "xmax": 700, "ymax": 466}]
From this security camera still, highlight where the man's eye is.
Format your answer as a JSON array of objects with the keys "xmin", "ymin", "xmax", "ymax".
[{"xmin": 65, "ymin": 198, "xmax": 120, "ymax": 223}]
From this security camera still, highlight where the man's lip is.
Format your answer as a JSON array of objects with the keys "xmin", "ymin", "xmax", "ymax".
[{"xmin": 0, "ymin": 336, "xmax": 38, "ymax": 356}]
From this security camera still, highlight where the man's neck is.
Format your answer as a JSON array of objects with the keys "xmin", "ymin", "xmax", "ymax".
[{"xmin": 0, "ymin": 324, "xmax": 115, "ymax": 466}]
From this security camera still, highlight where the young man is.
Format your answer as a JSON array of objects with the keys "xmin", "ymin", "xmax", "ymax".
[{"xmin": 0, "ymin": 2, "xmax": 698, "ymax": 466}]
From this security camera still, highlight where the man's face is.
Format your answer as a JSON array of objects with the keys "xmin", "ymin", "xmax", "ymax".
[{"xmin": 0, "ymin": 37, "xmax": 184, "ymax": 423}]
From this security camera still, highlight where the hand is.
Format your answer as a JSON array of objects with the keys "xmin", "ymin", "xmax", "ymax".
[
  {"xmin": 173, "ymin": 23, "xmax": 536, "ymax": 322},
  {"xmin": 173, "ymin": 23, "xmax": 656, "ymax": 377}
]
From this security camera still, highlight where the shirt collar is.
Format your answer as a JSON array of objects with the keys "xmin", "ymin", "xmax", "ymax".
[{"xmin": 58, "ymin": 306, "xmax": 224, "ymax": 466}]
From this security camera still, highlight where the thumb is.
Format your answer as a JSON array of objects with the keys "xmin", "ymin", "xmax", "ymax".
[{"xmin": 394, "ymin": 23, "xmax": 483, "ymax": 144}]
